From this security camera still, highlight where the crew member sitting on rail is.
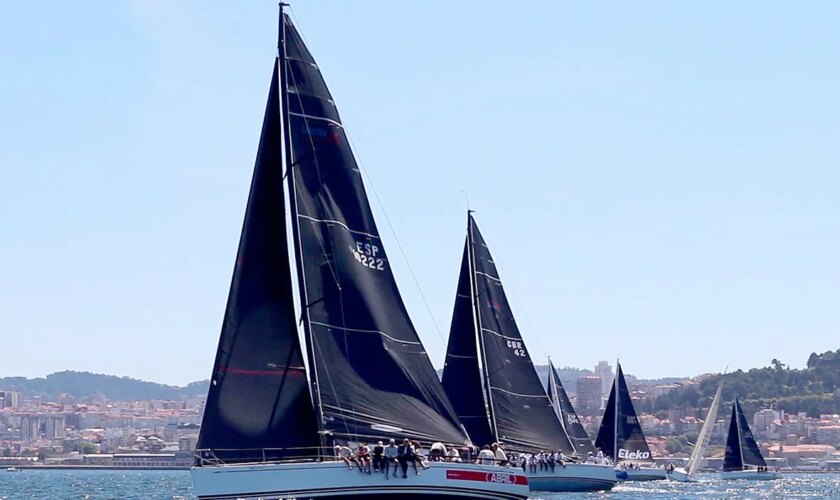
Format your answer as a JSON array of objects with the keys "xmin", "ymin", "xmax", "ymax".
[{"xmin": 334, "ymin": 444, "xmax": 353, "ymax": 469}]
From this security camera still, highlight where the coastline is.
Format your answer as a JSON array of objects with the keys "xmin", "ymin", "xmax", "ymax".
[{"xmin": 9, "ymin": 465, "xmax": 189, "ymax": 471}]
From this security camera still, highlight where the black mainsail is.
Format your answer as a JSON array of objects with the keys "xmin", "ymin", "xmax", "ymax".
[
  {"xmin": 197, "ymin": 11, "xmax": 469, "ymax": 463},
  {"xmin": 281, "ymin": 15, "xmax": 466, "ymax": 445},
  {"xmin": 442, "ymin": 214, "xmax": 575, "ymax": 453},
  {"xmin": 595, "ymin": 363, "xmax": 653, "ymax": 462},
  {"xmin": 547, "ymin": 360, "xmax": 597, "ymax": 455},
  {"xmin": 723, "ymin": 399, "xmax": 767, "ymax": 471}
]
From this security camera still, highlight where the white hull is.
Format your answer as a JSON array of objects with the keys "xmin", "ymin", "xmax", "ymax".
[
  {"xmin": 666, "ymin": 468, "xmax": 697, "ymax": 482},
  {"xmin": 191, "ymin": 460, "xmax": 529, "ymax": 499},
  {"xmin": 620, "ymin": 467, "xmax": 667, "ymax": 482},
  {"xmin": 721, "ymin": 470, "xmax": 781, "ymax": 481},
  {"xmin": 525, "ymin": 463, "xmax": 617, "ymax": 492}
]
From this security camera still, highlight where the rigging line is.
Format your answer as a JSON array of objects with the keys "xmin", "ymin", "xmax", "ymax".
[{"xmin": 344, "ymin": 133, "xmax": 447, "ymax": 349}]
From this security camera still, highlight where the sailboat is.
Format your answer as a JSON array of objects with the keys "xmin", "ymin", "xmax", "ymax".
[
  {"xmin": 594, "ymin": 362, "xmax": 666, "ymax": 481},
  {"xmin": 441, "ymin": 213, "xmax": 617, "ymax": 492},
  {"xmin": 668, "ymin": 375, "xmax": 725, "ymax": 482},
  {"xmin": 191, "ymin": 7, "xmax": 528, "ymax": 500},
  {"xmin": 546, "ymin": 360, "xmax": 597, "ymax": 456},
  {"xmin": 721, "ymin": 398, "xmax": 780, "ymax": 480}
]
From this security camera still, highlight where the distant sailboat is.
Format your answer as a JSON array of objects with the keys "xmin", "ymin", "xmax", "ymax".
[
  {"xmin": 441, "ymin": 213, "xmax": 617, "ymax": 492},
  {"xmin": 721, "ymin": 399, "xmax": 780, "ymax": 480},
  {"xmin": 594, "ymin": 362, "xmax": 666, "ymax": 481},
  {"xmin": 190, "ymin": 7, "xmax": 528, "ymax": 499},
  {"xmin": 669, "ymin": 375, "xmax": 725, "ymax": 482},
  {"xmin": 546, "ymin": 360, "xmax": 597, "ymax": 456}
]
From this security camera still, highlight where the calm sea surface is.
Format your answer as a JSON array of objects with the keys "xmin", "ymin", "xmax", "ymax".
[{"xmin": 0, "ymin": 470, "xmax": 838, "ymax": 499}]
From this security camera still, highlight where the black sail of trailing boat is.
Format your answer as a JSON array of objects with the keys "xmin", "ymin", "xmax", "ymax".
[
  {"xmin": 547, "ymin": 360, "xmax": 596, "ymax": 455},
  {"xmin": 441, "ymin": 242, "xmax": 496, "ymax": 448},
  {"xmin": 442, "ymin": 214, "xmax": 575, "ymax": 453},
  {"xmin": 196, "ymin": 63, "xmax": 320, "ymax": 464},
  {"xmin": 723, "ymin": 399, "xmax": 767, "ymax": 471},
  {"xmin": 281, "ymin": 15, "xmax": 467, "ymax": 445},
  {"xmin": 595, "ymin": 363, "xmax": 653, "ymax": 462}
]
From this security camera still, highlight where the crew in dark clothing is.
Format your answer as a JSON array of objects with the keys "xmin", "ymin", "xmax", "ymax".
[
  {"xmin": 397, "ymin": 438, "xmax": 416, "ymax": 478},
  {"xmin": 372, "ymin": 441, "xmax": 384, "ymax": 473}
]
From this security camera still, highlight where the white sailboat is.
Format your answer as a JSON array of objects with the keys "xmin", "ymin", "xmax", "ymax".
[
  {"xmin": 668, "ymin": 375, "xmax": 725, "ymax": 482},
  {"xmin": 190, "ymin": 6, "xmax": 529, "ymax": 499}
]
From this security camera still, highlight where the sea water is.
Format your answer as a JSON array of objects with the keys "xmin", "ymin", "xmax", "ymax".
[{"xmin": 1, "ymin": 470, "xmax": 838, "ymax": 499}]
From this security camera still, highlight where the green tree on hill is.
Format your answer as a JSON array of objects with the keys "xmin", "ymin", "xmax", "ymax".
[{"xmin": 653, "ymin": 349, "xmax": 840, "ymax": 417}]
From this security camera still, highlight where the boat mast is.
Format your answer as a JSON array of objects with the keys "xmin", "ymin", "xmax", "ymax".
[
  {"xmin": 278, "ymin": 2, "xmax": 327, "ymax": 457},
  {"xmin": 466, "ymin": 212, "xmax": 499, "ymax": 442},
  {"xmin": 614, "ymin": 359, "xmax": 619, "ymax": 465},
  {"xmin": 735, "ymin": 399, "xmax": 745, "ymax": 470},
  {"xmin": 548, "ymin": 358, "xmax": 565, "ymax": 430}
]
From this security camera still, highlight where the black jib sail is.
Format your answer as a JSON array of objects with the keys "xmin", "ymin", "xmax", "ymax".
[
  {"xmin": 441, "ymin": 242, "xmax": 496, "ymax": 448},
  {"xmin": 281, "ymin": 14, "xmax": 467, "ymax": 445},
  {"xmin": 723, "ymin": 399, "xmax": 767, "ymax": 471},
  {"xmin": 547, "ymin": 360, "xmax": 596, "ymax": 455},
  {"xmin": 595, "ymin": 363, "xmax": 653, "ymax": 462},
  {"xmin": 442, "ymin": 214, "xmax": 575, "ymax": 453},
  {"xmin": 196, "ymin": 62, "xmax": 320, "ymax": 464}
]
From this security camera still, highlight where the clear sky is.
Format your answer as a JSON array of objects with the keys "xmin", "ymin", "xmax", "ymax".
[{"xmin": 2, "ymin": 1, "xmax": 839, "ymax": 386}]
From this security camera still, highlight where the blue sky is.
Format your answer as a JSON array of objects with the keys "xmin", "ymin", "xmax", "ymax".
[{"xmin": 1, "ymin": 1, "xmax": 838, "ymax": 386}]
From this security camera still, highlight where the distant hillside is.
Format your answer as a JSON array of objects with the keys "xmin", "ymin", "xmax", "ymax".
[
  {"xmin": 653, "ymin": 349, "xmax": 840, "ymax": 417},
  {"xmin": 2, "ymin": 363, "xmax": 688, "ymax": 404},
  {"xmin": 0, "ymin": 371, "xmax": 209, "ymax": 402}
]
